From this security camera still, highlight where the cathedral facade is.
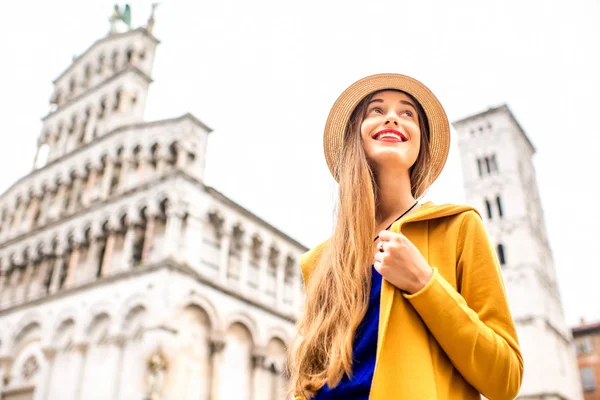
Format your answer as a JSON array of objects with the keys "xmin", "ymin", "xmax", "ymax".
[{"xmin": 0, "ymin": 16, "xmax": 305, "ymax": 400}]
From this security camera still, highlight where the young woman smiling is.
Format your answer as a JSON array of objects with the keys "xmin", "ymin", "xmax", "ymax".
[{"xmin": 289, "ymin": 74, "xmax": 523, "ymax": 400}]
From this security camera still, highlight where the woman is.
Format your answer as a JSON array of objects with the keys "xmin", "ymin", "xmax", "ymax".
[{"xmin": 289, "ymin": 74, "xmax": 523, "ymax": 400}]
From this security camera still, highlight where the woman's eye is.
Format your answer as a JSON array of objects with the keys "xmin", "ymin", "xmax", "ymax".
[
  {"xmin": 402, "ymin": 110, "xmax": 414, "ymax": 117},
  {"xmin": 371, "ymin": 108, "xmax": 383, "ymax": 114}
]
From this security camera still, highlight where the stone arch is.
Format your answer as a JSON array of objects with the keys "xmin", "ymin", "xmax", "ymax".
[
  {"xmin": 178, "ymin": 292, "xmax": 222, "ymax": 334},
  {"xmin": 12, "ymin": 321, "xmax": 42, "ymax": 357},
  {"xmin": 12, "ymin": 311, "xmax": 44, "ymax": 344},
  {"xmin": 219, "ymin": 321, "xmax": 255, "ymax": 400},
  {"xmin": 122, "ymin": 304, "xmax": 147, "ymax": 338},
  {"xmin": 265, "ymin": 327, "xmax": 291, "ymax": 348},
  {"xmin": 50, "ymin": 308, "xmax": 80, "ymax": 343},
  {"xmin": 224, "ymin": 312, "xmax": 258, "ymax": 347},
  {"xmin": 85, "ymin": 313, "xmax": 111, "ymax": 345},
  {"xmin": 118, "ymin": 293, "xmax": 153, "ymax": 337},
  {"xmin": 82, "ymin": 301, "xmax": 117, "ymax": 337}
]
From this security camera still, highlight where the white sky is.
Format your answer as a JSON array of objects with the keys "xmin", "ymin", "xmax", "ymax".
[{"xmin": 0, "ymin": 0, "xmax": 598, "ymax": 327}]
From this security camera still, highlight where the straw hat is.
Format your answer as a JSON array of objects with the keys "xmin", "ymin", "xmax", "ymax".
[{"xmin": 323, "ymin": 73, "xmax": 450, "ymax": 197}]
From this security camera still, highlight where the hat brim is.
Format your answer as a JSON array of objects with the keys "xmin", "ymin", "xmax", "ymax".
[{"xmin": 323, "ymin": 73, "xmax": 450, "ymax": 198}]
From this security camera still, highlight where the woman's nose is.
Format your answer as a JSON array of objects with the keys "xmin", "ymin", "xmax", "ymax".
[{"xmin": 384, "ymin": 114, "xmax": 399, "ymax": 126}]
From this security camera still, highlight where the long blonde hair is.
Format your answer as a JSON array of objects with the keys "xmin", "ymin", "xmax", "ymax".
[{"xmin": 289, "ymin": 90, "xmax": 431, "ymax": 398}]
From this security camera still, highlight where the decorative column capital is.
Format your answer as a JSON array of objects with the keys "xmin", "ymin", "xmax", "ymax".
[
  {"xmin": 251, "ymin": 347, "xmax": 268, "ymax": 369},
  {"xmin": 209, "ymin": 337, "xmax": 226, "ymax": 356},
  {"xmin": 41, "ymin": 346, "xmax": 57, "ymax": 360}
]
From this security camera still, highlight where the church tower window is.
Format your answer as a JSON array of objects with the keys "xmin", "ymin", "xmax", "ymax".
[
  {"xmin": 497, "ymin": 244, "xmax": 506, "ymax": 266},
  {"xmin": 485, "ymin": 199, "xmax": 493, "ymax": 220},
  {"xmin": 496, "ymin": 195, "xmax": 504, "ymax": 218}
]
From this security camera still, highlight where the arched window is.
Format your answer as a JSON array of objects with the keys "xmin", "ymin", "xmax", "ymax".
[
  {"xmin": 497, "ymin": 244, "xmax": 506, "ymax": 266},
  {"xmin": 477, "ymin": 158, "xmax": 483, "ymax": 177},
  {"xmin": 496, "ymin": 195, "xmax": 504, "ymax": 218},
  {"xmin": 485, "ymin": 199, "xmax": 493, "ymax": 220}
]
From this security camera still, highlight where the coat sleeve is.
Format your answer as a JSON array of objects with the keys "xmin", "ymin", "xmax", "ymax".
[{"xmin": 403, "ymin": 210, "xmax": 524, "ymax": 400}]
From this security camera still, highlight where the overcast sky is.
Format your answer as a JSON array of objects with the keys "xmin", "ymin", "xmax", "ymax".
[{"xmin": 1, "ymin": 0, "xmax": 598, "ymax": 327}]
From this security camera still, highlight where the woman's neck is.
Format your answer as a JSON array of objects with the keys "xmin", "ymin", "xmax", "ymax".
[{"xmin": 375, "ymin": 169, "xmax": 416, "ymax": 226}]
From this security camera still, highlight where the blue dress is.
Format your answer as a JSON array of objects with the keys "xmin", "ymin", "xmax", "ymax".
[{"xmin": 314, "ymin": 266, "xmax": 382, "ymax": 399}]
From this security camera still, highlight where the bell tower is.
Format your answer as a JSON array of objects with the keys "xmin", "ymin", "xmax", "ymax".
[{"xmin": 453, "ymin": 105, "xmax": 583, "ymax": 399}]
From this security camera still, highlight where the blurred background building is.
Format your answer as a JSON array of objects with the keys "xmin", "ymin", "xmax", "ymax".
[
  {"xmin": 454, "ymin": 108, "xmax": 583, "ymax": 399},
  {"xmin": 0, "ymin": 7, "xmax": 306, "ymax": 400},
  {"xmin": 572, "ymin": 319, "xmax": 600, "ymax": 400}
]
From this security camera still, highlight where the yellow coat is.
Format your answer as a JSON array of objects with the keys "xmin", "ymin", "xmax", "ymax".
[{"xmin": 296, "ymin": 202, "xmax": 523, "ymax": 400}]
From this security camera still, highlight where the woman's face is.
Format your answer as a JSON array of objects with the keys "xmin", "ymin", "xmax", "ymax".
[{"xmin": 360, "ymin": 90, "xmax": 421, "ymax": 174}]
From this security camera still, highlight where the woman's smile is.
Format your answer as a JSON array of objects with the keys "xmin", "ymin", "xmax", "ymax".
[{"xmin": 372, "ymin": 128, "xmax": 408, "ymax": 143}]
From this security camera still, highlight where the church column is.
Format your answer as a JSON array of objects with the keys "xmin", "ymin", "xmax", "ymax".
[
  {"xmin": 25, "ymin": 195, "xmax": 41, "ymax": 230},
  {"xmin": 251, "ymin": 348, "xmax": 270, "ymax": 400},
  {"xmin": 101, "ymin": 229, "xmax": 116, "ymax": 277},
  {"xmin": 175, "ymin": 143, "xmax": 187, "ymax": 170},
  {"xmin": 239, "ymin": 236, "xmax": 251, "ymax": 295},
  {"xmin": 34, "ymin": 257, "xmax": 51, "ymax": 298},
  {"xmin": 163, "ymin": 205, "xmax": 184, "ymax": 261},
  {"xmin": 49, "ymin": 249, "xmax": 65, "ymax": 294},
  {"xmin": 34, "ymin": 347, "xmax": 57, "ymax": 400},
  {"xmin": 71, "ymin": 341, "xmax": 89, "ymax": 400},
  {"xmin": 209, "ymin": 336, "xmax": 226, "ymax": 400},
  {"xmin": 118, "ymin": 152, "xmax": 133, "ymax": 193},
  {"xmin": 84, "ymin": 107, "xmax": 97, "ymax": 143},
  {"xmin": 64, "ymin": 241, "xmax": 81, "ymax": 289},
  {"xmin": 67, "ymin": 174, "xmax": 83, "ymax": 214},
  {"xmin": 109, "ymin": 334, "xmax": 127, "ymax": 399},
  {"xmin": 39, "ymin": 186, "xmax": 54, "ymax": 225},
  {"xmin": 100, "ymin": 157, "xmax": 115, "ymax": 200},
  {"xmin": 219, "ymin": 229, "xmax": 231, "ymax": 283},
  {"xmin": 21, "ymin": 258, "xmax": 35, "ymax": 301},
  {"xmin": 9, "ymin": 267, "xmax": 22, "ymax": 305},
  {"xmin": 82, "ymin": 165, "xmax": 98, "ymax": 207},
  {"xmin": 120, "ymin": 216, "xmax": 137, "ymax": 272},
  {"xmin": 156, "ymin": 147, "xmax": 167, "ymax": 175},
  {"xmin": 53, "ymin": 181, "xmax": 67, "ymax": 219},
  {"xmin": 259, "ymin": 244, "xmax": 270, "ymax": 301},
  {"xmin": 0, "ymin": 271, "xmax": 7, "ymax": 306},
  {"xmin": 275, "ymin": 253, "xmax": 286, "ymax": 307},
  {"xmin": 80, "ymin": 234, "xmax": 100, "ymax": 285},
  {"xmin": 142, "ymin": 210, "xmax": 156, "ymax": 264}
]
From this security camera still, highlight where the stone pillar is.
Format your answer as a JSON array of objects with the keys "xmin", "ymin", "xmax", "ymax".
[
  {"xmin": 219, "ymin": 232, "xmax": 231, "ymax": 284},
  {"xmin": 9, "ymin": 268, "xmax": 22, "ymax": 305},
  {"xmin": 80, "ymin": 237, "xmax": 100, "ymax": 285},
  {"xmin": 142, "ymin": 214, "xmax": 156, "ymax": 264},
  {"xmin": 34, "ymin": 258, "xmax": 51, "ymax": 298},
  {"xmin": 156, "ymin": 148, "xmax": 167, "ymax": 175},
  {"xmin": 209, "ymin": 337, "xmax": 226, "ymax": 400},
  {"xmin": 53, "ymin": 182, "xmax": 67, "ymax": 219},
  {"xmin": 49, "ymin": 254, "xmax": 65, "ymax": 294},
  {"xmin": 12, "ymin": 200, "xmax": 26, "ymax": 232},
  {"xmin": 39, "ymin": 188, "xmax": 54, "ymax": 225},
  {"xmin": 34, "ymin": 347, "xmax": 57, "ymax": 400},
  {"xmin": 239, "ymin": 237, "xmax": 251, "ymax": 295},
  {"xmin": 26, "ymin": 196, "xmax": 40, "ymax": 229},
  {"xmin": 64, "ymin": 244, "xmax": 81, "ymax": 288},
  {"xmin": 259, "ymin": 246, "xmax": 269, "ymax": 301},
  {"xmin": 68, "ymin": 175, "xmax": 83, "ymax": 214},
  {"xmin": 275, "ymin": 255, "xmax": 285, "ymax": 307},
  {"xmin": 71, "ymin": 341, "xmax": 89, "ymax": 400},
  {"xmin": 100, "ymin": 158, "xmax": 115, "ymax": 200},
  {"xmin": 109, "ymin": 334, "xmax": 127, "ymax": 400},
  {"xmin": 82, "ymin": 167, "xmax": 98, "ymax": 207},
  {"xmin": 251, "ymin": 349, "xmax": 270, "ymax": 400},
  {"xmin": 0, "ymin": 272, "xmax": 6, "ymax": 306},
  {"xmin": 121, "ymin": 221, "xmax": 137, "ymax": 272},
  {"xmin": 175, "ymin": 144, "xmax": 187, "ymax": 170},
  {"xmin": 163, "ymin": 206, "xmax": 184, "ymax": 260},
  {"xmin": 84, "ymin": 111, "xmax": 97, "ymax": 143},
  {"xmin": 20, "ymin": 260, "xmax": 35, "ymax": 301},
  {"xmin": 101, "ymin": 231, "xmax": 116, "ymax": 277},
  {"xmin": 118, "ymin": 153, "xmax": 133, "ymax": 193}
]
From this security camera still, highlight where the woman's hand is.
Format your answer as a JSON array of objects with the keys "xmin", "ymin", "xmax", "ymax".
[{"xmin": 374, "ymin": 230, "xmax": 433, "ymax": 294}]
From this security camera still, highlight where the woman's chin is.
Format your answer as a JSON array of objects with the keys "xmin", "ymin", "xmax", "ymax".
[{"xmin": 369, "ymin": 151, "xmax": 416, "ymax": 172}]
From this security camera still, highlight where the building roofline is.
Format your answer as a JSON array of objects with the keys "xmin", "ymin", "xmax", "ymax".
[
  {"xmin": 43, "ymin": 66, "xmax": 153, "ymax": 122},
  {"xmin": 52, "ymin": 27, "xmax": 160, "ymax": 84},
  {"xmin": 202, "ymin": 184, "xmax": 309, "ymax": 252},
  {"xmin": 572, "ymin": 321, "xmax": 600, "ymax": 335},
  {"xmin": 452, "ymin": 104, "xmax": 536, "ymax": 154},
  {"xmin": 0, "ymin": 113, "xmax": 212, "ymax": 202}
]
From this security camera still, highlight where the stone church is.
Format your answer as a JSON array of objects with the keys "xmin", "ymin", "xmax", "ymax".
[
  {"xmin": 0, "ymin": 9, "xmax": 306, "ymax": 400},
  {"xmin": 0, "ymin": 6, "xmax": 585, "ymax": 400}
]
